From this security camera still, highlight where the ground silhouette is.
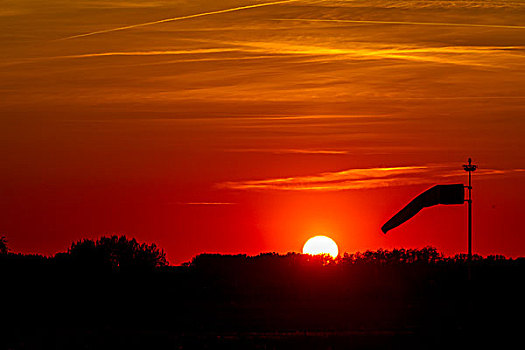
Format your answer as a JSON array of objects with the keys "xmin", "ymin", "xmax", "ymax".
[{"xmin": 1, "ymin": 236, "xmax": 524, "ymax": 349}]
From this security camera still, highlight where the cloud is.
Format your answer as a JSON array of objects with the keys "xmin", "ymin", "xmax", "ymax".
[
  {"xmin": 219, "ymin": 166, "xmax": 429, "ymax": 191},
  {"xmin": 226, "ymin": 148, "xmax": 350, "ymax": 155},
  {"xmin": 6, "ymin": 43, "xmax": 522, "ymax": 70},
  {"xmin": 273, "ymin": 18, "xmax": 525, "ymax": 30},
  {"xmin": 226, "ymin": 40, "xmax": 524, "ymax": 67},
  {"xmin": 304, "ymin": 0, "xmax": 525, "ymax": 10},
  {"xmin": 157, "ymin": 38, "xmax": 524, "ymax": 68},
  {"xmin": 218, "ymin": 165, "xmax": 525, "ymax": 191},
  {"xmin": 181, "ymin": 202, "xmax": 236, "ymax": 205}
]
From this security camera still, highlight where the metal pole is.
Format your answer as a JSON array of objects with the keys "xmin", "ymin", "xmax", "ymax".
[
  {"xmin": 468, "ymin": 169, "xmax": 472, "ymax": 261},
  {"xmin": 463, "ymin": 158, "xmax": 477, "ymax": 261}
]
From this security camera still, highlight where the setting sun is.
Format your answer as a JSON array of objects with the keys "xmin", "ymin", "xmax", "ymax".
[{"xmin": 302, "ymin": 236, "xmax": 339, "ymax": 258}]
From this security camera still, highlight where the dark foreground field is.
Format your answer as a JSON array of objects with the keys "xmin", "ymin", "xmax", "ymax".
[{"xmin": 2, "ymin": 249, "xmax": 524, "ymax": 349}]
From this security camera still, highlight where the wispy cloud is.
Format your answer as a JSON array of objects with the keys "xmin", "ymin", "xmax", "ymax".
[
  {"xmin": 273, "ymin": 18, "xmax": 525, "ymax": 30},
  {"xmin": 219, "ymin": 166, "xmax": 429, "ymax": 191},
  {"xmin": 229, "ymin": 41, "xmax": 524, "ymax": 67},
  {"xmin": 181, "ymin": 202, "xmax": 236, "ymax": 205},
  {"xmin": 218, "ymin": 165, "xmax": 524, "ymax": 191},
  {"xmin": 7, "ymin": 38, "xmax": 523, "ymax": 70},
  {"xmin": 311, "ymin": 0, "xmax": 525, "ymax": 10},
  {"xmin": 175, "ymin": 38, "xmax": 525, "ymax": 68},
  {"xmin": 227, "ymin": 148, "xmax": 350, "ymax": 155}
]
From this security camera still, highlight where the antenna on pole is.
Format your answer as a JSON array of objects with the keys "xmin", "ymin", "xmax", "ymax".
[{"xmin": 463, "ymin": 158, "xmax": 477, "ymax": 261}]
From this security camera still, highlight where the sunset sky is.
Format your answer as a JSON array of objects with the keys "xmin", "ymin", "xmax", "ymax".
[{"xmin": 1, "ymin": 0, "xmax": 524, "ymax": 264}]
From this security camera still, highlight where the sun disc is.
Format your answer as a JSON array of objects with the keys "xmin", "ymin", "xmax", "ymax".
[{"xmin": 302, "ymin": 235, "xmax": 338, "ymax": 258}]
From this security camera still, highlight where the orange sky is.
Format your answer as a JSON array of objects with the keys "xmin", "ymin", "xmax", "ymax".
[{"xmin": 1, "ymin": 0, "xmax": 524, "ymax": 264}]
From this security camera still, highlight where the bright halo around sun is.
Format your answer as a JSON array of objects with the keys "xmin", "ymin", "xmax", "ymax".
[{"xmin": 303, "ymin": 236, "xmax": 339, "ymax": 258}]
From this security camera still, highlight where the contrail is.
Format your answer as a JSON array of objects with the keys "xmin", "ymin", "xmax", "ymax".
[
  {"xmin": 52, "ymin": 48, "xmax": 238, "ymax": 59},
  {"xmin": 274, "ymin": 18, "xmax": 525, "ymax": 30},
  {"xmin": 59, "ymin": 0, "xmax": 301, "ymax": 40},
  {"xmin": 0, "ymin": 48, "xmax": 240, "ymax": 67}
]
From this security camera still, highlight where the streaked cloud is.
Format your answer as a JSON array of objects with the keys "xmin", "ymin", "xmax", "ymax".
[
  {"xmin": 327, "ymin": 0, "xmax": 525, "ymax": 10},
  {"xmin": 227, "ymin": 148, "xmax": 349, "ymax": 155},
  {"xmin": 219, "ymin": 166, "xmax": 429, "ymax": 191},
  {"xmin": 5, "ymin": 43, "xmax": 522, "ymax": 70},
  {"xmin": 226, "ymin": 40, "xmax": 524, "ymax": 67},
  {"xmin": 218, "ymin": 166, "xmax": 525, "ymax": 191},
  {"xmin": 181, "ymin": 202, "xmax": 236, "ymax": 205},
  {"xmin": 273, "ymin": 18, "xmax": 525, "ymax": 30}
]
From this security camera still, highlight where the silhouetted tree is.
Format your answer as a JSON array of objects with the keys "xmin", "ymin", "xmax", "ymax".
[
  {"xmin": 68, "ymin": 235, "xmax": 167, "ymax": 271},
  {"xmin": 0, "ymin": 236, "xmax": 8, "ymax": 254}
]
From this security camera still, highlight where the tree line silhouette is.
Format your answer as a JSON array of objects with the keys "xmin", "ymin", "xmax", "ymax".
[
  {"xmin": 1, "ymin": 235, "xmax": 523, "ymax": 349},
  {"xmin": 1, "ymin": 235, "xmax": 166, "ymax": 271},
  {"xmin": 3, "ymin": 234, "xmax": 512, "ymax": 271}
]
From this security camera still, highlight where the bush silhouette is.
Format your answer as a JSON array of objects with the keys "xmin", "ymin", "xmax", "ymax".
[{"xmin": 0, "ymin": 236, "xmax": 8, "ymax": 255}]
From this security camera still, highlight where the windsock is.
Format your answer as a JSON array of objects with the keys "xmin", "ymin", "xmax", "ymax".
[{"xmin": 382, "ymin": 184, "xmax": 465, "ymax": 234}]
